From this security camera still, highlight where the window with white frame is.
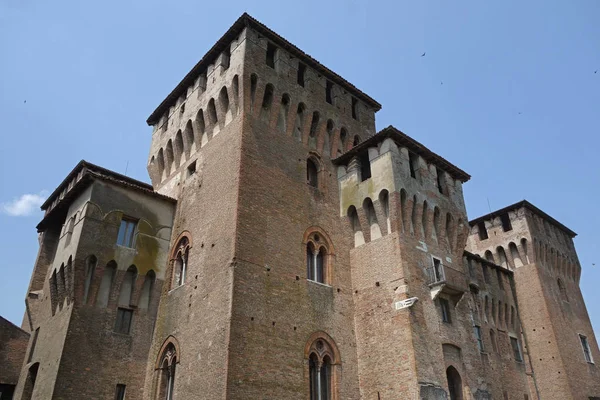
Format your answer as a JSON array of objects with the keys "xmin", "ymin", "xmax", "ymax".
[{"xmin": 117, "ymin": 217, "xmax": 137, "ymax": 248}]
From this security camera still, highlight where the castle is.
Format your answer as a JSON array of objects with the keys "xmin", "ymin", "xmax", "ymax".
[{"xmin": 1, "ymin": 13, "xmax": 599, "ymax": 400}]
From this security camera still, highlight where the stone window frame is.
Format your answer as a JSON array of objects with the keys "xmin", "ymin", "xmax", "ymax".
[
  {"xmin": 303, "ymin": 227, "xmax": 335, "ymax": 286},
  {"xmin": 169, "ymin": 231, "xmax": 193, "ymax": 290},
  {"xmin": 304, "ymin": 332, "xmax": 341, "ymax": 400},
  {"xmin": 154, "ymin": 336, "xmax": 181, "ymax": 400}
]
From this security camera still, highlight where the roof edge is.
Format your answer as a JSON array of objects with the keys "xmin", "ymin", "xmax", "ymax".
[
  {"xmin": 332, "ymin": 125, "xmax": 471, "ymax": 182},
  {"xmin": 468, "ymin": 200, "xmax": 577, "ymax": 238},
  {"xmin": 146, "ymin": 12, "xmax": 381, "ymax": 126}
]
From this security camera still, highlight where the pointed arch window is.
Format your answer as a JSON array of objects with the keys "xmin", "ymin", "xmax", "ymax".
[
  {"xmin": 158, "ymin": 343, "xmax": 178, "ymax": 400},
  {"xmin": 173, "ymin": 237, "xmax": 190, "ymax": 288},
  {"xmin": 305, "ymin": 333, "xmax": 340, "ymax": 400},
  {"xmin": 305, "ymin": 230, "xmax": 333, "ymax": 285}
]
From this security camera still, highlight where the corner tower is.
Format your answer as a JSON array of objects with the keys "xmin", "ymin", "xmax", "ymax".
[{"xmin": 466, "ymin": 201, "xmax": 600, "ymax": 399}]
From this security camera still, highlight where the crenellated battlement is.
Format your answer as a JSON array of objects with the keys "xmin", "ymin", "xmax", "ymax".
[
  {"xmin": 466, "ymin": 200, "xmax": 581, "ymax": 283},
  {"xmin": 335, "ymin": 126, "xmax": 471, "ymax": 256}
]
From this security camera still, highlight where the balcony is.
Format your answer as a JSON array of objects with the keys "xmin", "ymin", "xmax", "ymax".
[{"xmin": 426, "ymin": 263, "xmax": 468, "ymax": 301}]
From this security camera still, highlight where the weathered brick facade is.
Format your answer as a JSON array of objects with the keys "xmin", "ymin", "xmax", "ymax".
[{"xmin": 2, "ymin": 13, "xmax": 598, "ymax": 400}]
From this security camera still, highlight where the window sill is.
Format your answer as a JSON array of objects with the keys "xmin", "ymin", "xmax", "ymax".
[
  {"xmin": 168, "ymin": 284, "xmax": 185, "ymax": 294},
  {"xmin": 115, "ymin": 244, "xmax": 136, "ymax": 250},
  {"xmin": 307, "ymin": 279, "xmax": 331, "ymax": 288}
]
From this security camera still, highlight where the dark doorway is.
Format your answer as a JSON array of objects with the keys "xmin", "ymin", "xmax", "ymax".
[{"xmin": 446, "ymin": 366, "xmax": 463, "ymax": 400}]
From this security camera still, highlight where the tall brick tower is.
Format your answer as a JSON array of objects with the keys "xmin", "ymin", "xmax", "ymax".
[
  {"xmin": 142, "ymin": 13, "xmax": 380, "ymax": 399},
  {"xmin": 466, "ymin": 201, "xmax": 600, "ymax": 400}
]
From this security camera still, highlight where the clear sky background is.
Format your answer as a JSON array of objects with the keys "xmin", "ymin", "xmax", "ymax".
[{"xmin": 0, "ymin": 0, "xmax": 598, "ymax": 333}]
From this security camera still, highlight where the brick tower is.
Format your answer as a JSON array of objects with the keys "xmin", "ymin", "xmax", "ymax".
[
  {"xmin": 466, "ymin": 201, "xmax": 600, "ymax": 400},
  {"xmin": 12, "ymin": 162, "xmax": 175, "ymax": 400}
]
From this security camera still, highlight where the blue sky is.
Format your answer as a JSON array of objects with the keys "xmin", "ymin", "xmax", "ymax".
[{"xmin": 0, "ymin": 0, "xmax": 598, "ymax": 334}]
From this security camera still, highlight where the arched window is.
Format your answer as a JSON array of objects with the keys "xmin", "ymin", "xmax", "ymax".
[
  {"xmin": 411, "ymin": 195, "xmax": 418, "ymax": 234},
  {"xmin": 195, "ymin": 109, "xmax": 206, "ymax": 145},
  {"xmin": 558, "ymin": 278, "xmax": 569, "ymax": 302},
  {"xmin": 157, "ymin": 343, "xmax": 178, "ymax": 400},
  {"xmin": 305, "ymin": 230, "xmax": 332, "ymax": 284},
  {"xmin": 157, "ymin": 149, "xmax": 165, "ymax": 181},
  {"xmin": 305, "ymin": 333, "xmax": 340, "ymax": 400},
  {"xmin": 307, "ymin": 158, "xmax": 319, "ymax": 188},
  {"xmin": 445, "ymin": 213, "xmax": 455, "ymax": 250},
  {"xmin": 139, "ymin": 270, "xmax": 156, "ymax": 310},
  {"xmin": 173, "ymin": 237, "xmax": 190, "ymax": 288},
  {"xmin": 352, "ymin": 135, "xmax": 360, "ymax": 148},
  {"xmin": 83, "ymin": 255, "xmax": 97, "ymax": 304},
  {"xmin": 484, "ymin": 251, "xmax": 494, "ymax": 263},
  {"xmin": 421, "ymin": 200, "xmax": 429, "ymax": 239},
  {"xmin": 484, "ymin": 296, "xmax": 489, "ymax": 322}
]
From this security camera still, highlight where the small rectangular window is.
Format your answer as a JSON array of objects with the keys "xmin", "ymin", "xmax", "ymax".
[
  {"xmin": 436, "ymin": 167, "xmax": 446, "ymax": 195},
  {"xmin": 359, "ymin": 152, "xmax": 371, "ymax": 182},
  {"xmin": 117, "ymin": 218, "xmax": 137, "ymax": 248},
  {"xmin": 409, "ymin": 152, "xmax": 419, "ymax": 179},
  {"xmin": 297, "ymin": 63, "xmax": 306, "ymax": 87},
  {"xmin": 326, "ymin": 81, "xmax": 333, "ymax": 104},
  {"xmin": 440, "ymin": 298, "xmax": 451, "ymax": 323},
  {"xmin": 510, "ymin": 337, "xmax": 523, "ymax": 362},
  {"xmin": 432, "ymin": 257, "xmax": 444, "ymax": 283},
  {"xmin": 115, "ymin": 384, "xmax": 126, "ymax": 400},
  {"xmin": 477, "ymin": 221, "xmax": 488, "ymax": 240},
  {"xmin": 474, "ymin": 326, "xmax": 484, "ymax": 352},
  {"xmin": 187, "ymin": 161, "xmax": 197, "ymax": 178},
  {"xmin": 501, "ymin": 213, "xmax": 513, "ymax": 232},
  {"xmin": 115, "ymin": 308, "xmax": 133, "ymax": 334},
  {"xmin": 351, "ymin": 97, "xmax": 359, "ymax": 120},
  {"xmin": 266, "ymin": 43, "xmax": 276, "ymax": 69},
  {"xmin": 580, "ymin": 334, "xmax": 594, "ymax": 363}
]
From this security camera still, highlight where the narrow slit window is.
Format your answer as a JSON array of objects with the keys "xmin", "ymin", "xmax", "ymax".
[
  {"xmin": 266, "ymin": 43, "xmax": 276, "ymax": 68},
  {"xmin": 326, "ymin": 81, "xmax": 333, "ymax": 104},
  {"xmin": 474, "ymin": 325, "xmax": 484, "ymax": 352},
  {"xmin": 297, "ymin": 63, "xmax": 306, "ymax": 87},
  {"xmin": 440, "ymin": 298, "xmax": 451, "ymax": 323},
  {"xmin": 114, "ymin": 384, "xmax": 126, "ymax": 400},
  {"xmin": 436, "ymin": 167, "xmax": 446, "ymax": 195},
  {"xmin": 359, "ymin": 152, "xmax": 371, "ymax": 181},
  {"xmin": 409, "ymin": 152, "xmax": 419, "ymax": 179},
  {"xmin": 351, "ymin": 97, "xmax": 359, "ymax": 120},
  {"xmin": 307, "ymin": 159, "xmax": 319, "ymax": 188}
]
